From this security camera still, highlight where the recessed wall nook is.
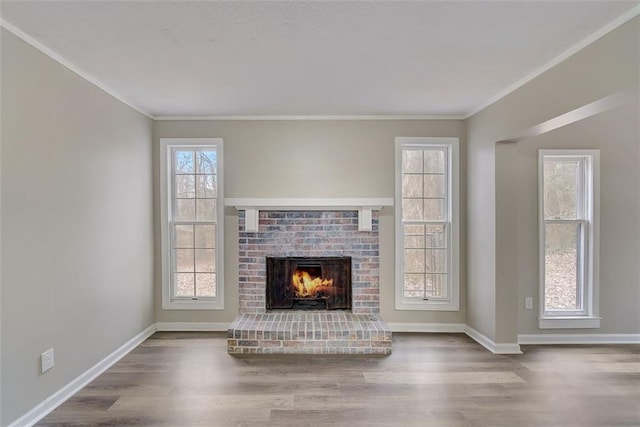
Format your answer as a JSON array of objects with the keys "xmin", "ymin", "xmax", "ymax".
[{"xmin": 226, "ymin": 198, "xmax": 393, "ymax": 354}]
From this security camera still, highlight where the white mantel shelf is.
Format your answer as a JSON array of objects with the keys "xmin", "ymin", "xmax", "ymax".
[{"xmin": 225, "ymin": 198, "xmax": 394, "ymax": 232}]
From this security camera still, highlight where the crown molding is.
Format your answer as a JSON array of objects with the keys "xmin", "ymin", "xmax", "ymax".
[
  {"xmin": 465, "ymin": 4, "xmax": 640, "ymax": 119},
  {"xmin": 0, "ymin": 18, "xmax": 153, "ymax": 119},
  {"xmin": 153, "ymin": 114, "xmax": 464, "ymax": 121}
]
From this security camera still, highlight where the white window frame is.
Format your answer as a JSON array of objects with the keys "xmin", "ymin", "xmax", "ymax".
[
  {"xmin": 538, "ymin": 149, "xmax": 600, "ymax": 328},
  {"xmin": 160, "ymin": 138, "xmax": 224, "ymax": 310},
  {"xmin": 395, "ymin": 137, "xmax": 460, "ymax": 311}
]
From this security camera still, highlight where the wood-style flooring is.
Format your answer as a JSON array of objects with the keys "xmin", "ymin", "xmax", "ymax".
[{"xmin": 37, "ymin": 332, "xmax": 640, "ymax": 426}]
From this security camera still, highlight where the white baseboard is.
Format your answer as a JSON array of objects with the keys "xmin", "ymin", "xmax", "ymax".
[
  {"xmin": 388, "ymin": 322, "xmax": 466, "ymax": 333},
  {"xmin": 9, "ymin": 324, "xmax": 157, "ymax": 427},
  {"xmin": 387, "ymin": 323, "xmax": 523, "ymax": 354},
  {"xmin": 464, "ymin": 325, "xmax": 522, "ymax": 354},
  {"xmin": 155, "ymin": 322, "xmax": 230, "ymax": 332},
  {"xmin": 518, "ymin": 333, "xmax": 640, "ymax": 345}
]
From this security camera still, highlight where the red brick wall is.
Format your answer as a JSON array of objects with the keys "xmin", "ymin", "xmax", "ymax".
[{"xmin": 238, "ymin": 211, "xmax": 380, "ymax": 314}]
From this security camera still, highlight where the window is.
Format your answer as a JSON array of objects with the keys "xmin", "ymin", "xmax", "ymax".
[
  {"xmin": 395, "ymin": 137, "xmax": 459, "ymax": 311},
  {"xmin": 160, "ymin": 138, "xmax": 224, "ymax": 309},
  {"xmin": 538, "ymin": 150, "xmax": 599, "ymax": 328}
]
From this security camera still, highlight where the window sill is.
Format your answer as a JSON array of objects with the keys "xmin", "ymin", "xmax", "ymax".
[
  {"xmin": 538, "ymin": 316, "xmax": 601, "ymax": 329},
  {"xmin": 162, "ymin": 299, "xmax": 224, "ymax": 310},
  {"xmin": 396, "ymin": 299, "xmax": 459, "ymax": 312}
]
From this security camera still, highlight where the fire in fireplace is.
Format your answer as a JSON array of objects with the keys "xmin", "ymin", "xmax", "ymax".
[{"xmin": 266, "ymin": 256, "xmax": 351, "ymax": 310}]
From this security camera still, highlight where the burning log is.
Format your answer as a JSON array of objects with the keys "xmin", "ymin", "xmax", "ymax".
[{"xmin": 292, "ymin": 270, "xmax": 334, "ymax": 297}]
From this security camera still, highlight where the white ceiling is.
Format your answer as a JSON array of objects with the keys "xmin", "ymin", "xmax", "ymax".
[{"xmin": 1, "ymin": 1, "xmax": 638, "ymax": 118}]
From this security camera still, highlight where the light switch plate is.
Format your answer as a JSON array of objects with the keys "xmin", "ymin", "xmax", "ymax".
[
  {"xmin": 525, "ymin": 297, "xmax": 533, "ymax": 310},
  {"xmin": 41, "ymin": 348, "xmax": 54, "ymax": 373}
]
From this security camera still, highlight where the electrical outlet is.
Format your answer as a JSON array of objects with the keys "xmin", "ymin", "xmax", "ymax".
[
  {"xmin": 525, "ymin": 297, "xmax": 533, "ymax": 310},
  {"xmin": 41, "ymin": 348, "xmax": 54, "ymax": 373}
]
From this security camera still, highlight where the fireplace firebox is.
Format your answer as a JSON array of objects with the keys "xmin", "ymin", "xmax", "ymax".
[{"xmin": 266, "ymin": 256, "xmax": 351, "ymax": 310}]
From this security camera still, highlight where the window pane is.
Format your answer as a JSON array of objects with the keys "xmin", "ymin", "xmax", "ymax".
[
  {"xmin": 402, "ymin": 199, "xmax": 423, "ymax": 221},
  {"xmin": 544, "ymin": 159, "xmax": 579, "ymax": 220},
  {"xmin": 196, "ymin": 273, "xmax": 216, "ymax": 297},
  {"xmin": 402, "ymin": 150, "xmax": 423, "ymax": 173},
  {"xmin": 404, "ymin": 224, "xmax": 446, "ymax": 249},
  {"xmin": 174, "ymin": 249, "xmax": 194, "ymax": 272},
  {"xmin": 174, "ymin": 273, "xmax": 194, "ymax": 297},
  {"xmin": 195, "ymin": 249, "xmax": 215, "ymax": 272},
  {"xmin": 404, "ymin": 224, "xmax": 424, "ymax": 235},
  {"xmin": 174, "ymin": 225, "xmax": 194, "ymax": 248},
  {"xmin": 424, "ymin": 175, "xmax": 444, "ymax": 198},
  {"xmin": 425, "ymin": 249, "xmax": 447, "ymax": 273},
  {"xmin": 404, "ymin": 249, "xmax": 425, "ymax": 273},
  {"xmin": 197, "ymin": 175, "xmax": 217, "ymax": 198},
  {"xmin": 175, "ymin": 199, "xmax": 195, "ymax": 221},
  {"xmin": 404, "ymin": 224, "xmax": 425, "ymax": 248},
  {"xmin": 424, "ymin": 150, "xmax": 445, "ymax": 173},
  {"xmin": 404, "ymin": 274, "xmax": 424, "ymax": 298},
  {"xmin": 402, "ymin": 174, "xmax": 422, "ymax": 198},
  {"xmin": 195, "ymin": 224, "xmax": 215, "ymax": 248},
  {"xmin": 424, "ymin": 199, "xmax": 445, "ymax": 221},
  {"xmin": 174, "ymin": 174, "xmax": 195, "ymax": 198},
  {"xmin": 402, "ymin": 148, "xmax": 447, "ymax": 221},
  {"xmin": 404, "ymin": 234, "xmax": 425, "ymax": 249},
  {"xmin": 425, "ymin": 225, "xmax": 446, "ymax": 248},
  {"xmin": 196, "ymin": 199, "xmax": 216, "ymax": 221},
  {"xmin": 196, "ymin": 150, "xmax": 217, "ymax": 174},
  {"xmin": 545, "ymin": 223, "xmax": 581, "ymax": 311},
  {"xmin": 425, "ymin": 274, "xmax": 447, "ymax": 298},
  {"xmin": 174, "ymin": 151, "xmax": 194, "ymax": 173}
]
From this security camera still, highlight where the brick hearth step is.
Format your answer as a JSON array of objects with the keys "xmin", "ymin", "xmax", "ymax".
[{"xmin": 227, "ymin": 311, "xmax": 392, "ymax": 355}]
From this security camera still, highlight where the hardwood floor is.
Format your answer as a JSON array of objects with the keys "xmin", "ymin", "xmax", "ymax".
[{"xmin": 37, "ymin": 332, "xmax": 640, "ymax": 426}]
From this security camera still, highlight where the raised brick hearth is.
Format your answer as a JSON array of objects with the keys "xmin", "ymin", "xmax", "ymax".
[
  {"xmin": 228, "ymin": 312, "xmax": 391, "ymax": 354},
  {"xmin": 228, "ymin": 209, "xmax": 392, "ymax": 355}
]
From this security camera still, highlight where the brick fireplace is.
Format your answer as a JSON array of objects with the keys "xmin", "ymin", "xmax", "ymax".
[{"xmin": 226, "ymin": 201, "xmax": 392, "ymax": 355}]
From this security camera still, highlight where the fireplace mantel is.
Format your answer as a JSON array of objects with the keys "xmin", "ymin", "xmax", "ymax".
[{"xmin": 225, "ymin": 198, "xmax": 393, "ymax": 232}]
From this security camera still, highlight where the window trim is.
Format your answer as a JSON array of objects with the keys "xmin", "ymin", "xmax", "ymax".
[
  {"xmin": 538, "ymin": 149, "xmax": 600, "ymax": 328},
  {"xmin": 395, "ymin": 137, "xmax": 460, "ymax": 311},
  {"xmin": 160, "ymin": 138, "xmax": 224, "ymax": 310}
]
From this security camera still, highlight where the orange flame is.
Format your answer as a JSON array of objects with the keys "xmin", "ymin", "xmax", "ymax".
[{"xmin": 292, "ymin": 270, "xmax": 334, "ymax": 297}]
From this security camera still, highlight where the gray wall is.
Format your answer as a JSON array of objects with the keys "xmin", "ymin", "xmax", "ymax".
[
  {"xmin": 514, "ymin": 101, "xmax": 639, "ymax": 334},
  {"xmin": 1, "ymin": 29, "xmax": 155, "ymax": 425},
  {"xmin": 153, "ymin": 119, "xmax": 467, "ymax": 325},
  {"xmin": 466, "ymin": 17, "xmax": 639, "ymax": 343}
]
